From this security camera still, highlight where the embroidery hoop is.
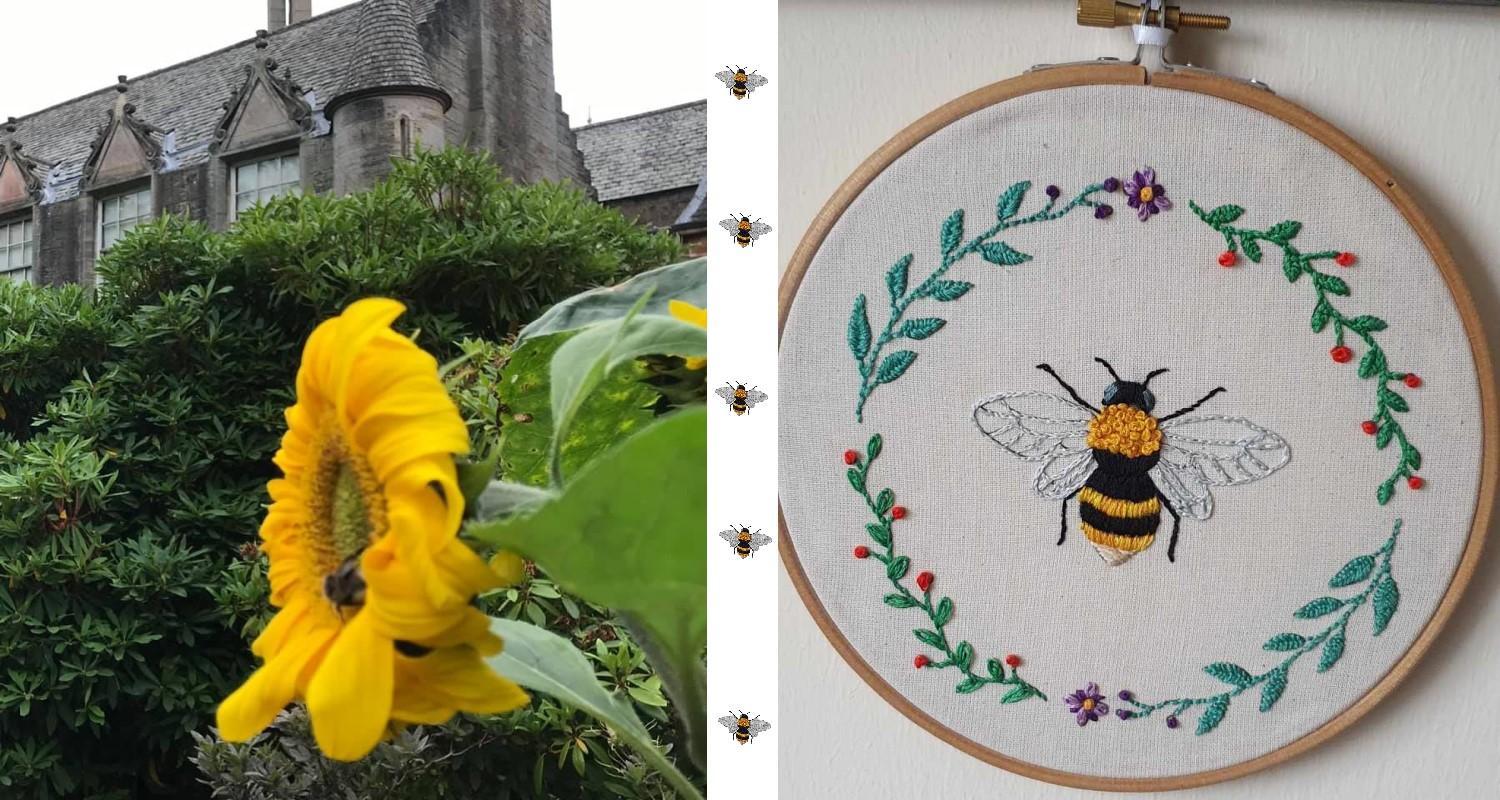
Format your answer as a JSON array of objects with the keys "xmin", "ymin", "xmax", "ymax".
[{"xmin": 777, "ymin": 64, "xmax": 1496, "ymax": 791}]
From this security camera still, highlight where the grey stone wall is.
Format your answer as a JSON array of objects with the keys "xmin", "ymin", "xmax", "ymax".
[
  {"xmin": 36, "ymin": 198, "xmax": 86, "ymax": 286},
  {"xmin": 331, "ymin": 94, "xmax": 446, "ymax": 195},
  {"xmin": 607, "ymin": 186, "xmax": 697, "ymax": 232}
]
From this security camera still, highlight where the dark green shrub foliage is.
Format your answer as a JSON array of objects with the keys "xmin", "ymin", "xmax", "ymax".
[{"xmin": 0, "ymin": 148, "xmax": 681, "ymax": 799}]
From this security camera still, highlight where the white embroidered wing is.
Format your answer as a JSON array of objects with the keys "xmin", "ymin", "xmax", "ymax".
[
  {"xmin": 742, "ymin": 389, "xmax": 769, "ymax": 408},
  {"xmin": 713, "ymin": 69, "xmax": 737, "ymax": 88},
  {"xmin": 716, "ymin": 715, "xmax": 739, "ymax": 732},
  {"xmin": 748, "ymin": 221, "xmax": 773, "ymax": 238},
  {"xmin": 745, "ymin": 718, "xmax": 772, "ymax": 736},
  {"xmin": 973, "ymin": 391, "xmax": 1097, "ymax": 500},
  {"xmin": 1151, "ymin": 415, "xmax": 1292, "ymax": 521},
  {"xmin": 743, "ymin": 73, "xmax": 769, "ymax": 91},
  {"xmin": 747, "ymin": 532, "xmax": 773, "ymax": 550},
  {"xmin": 717, "ymin": 529, "xmax": 739, "ymax": 544},
  {"xmin": 718, "ymin": 217, "xmax": 741, "ymax": 232},
  {"xmin": 714, "ymin": 385, "xmax": 738, "ymax": 404}
]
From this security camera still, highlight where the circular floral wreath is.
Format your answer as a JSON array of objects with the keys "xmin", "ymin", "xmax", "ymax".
[{"xmin": 836, "ymin": 171, "xmax": 1412, "ymax": 735}]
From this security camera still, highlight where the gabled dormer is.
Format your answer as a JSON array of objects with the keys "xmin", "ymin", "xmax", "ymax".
[
  {"xmin": 80, "ymin": 77, "xmax": 171, "ymax": 191},
  {"xmin": 0, "ymin": 118, "xmax": 55, "ymax": 209},
  {"xmin": 210, "ymin": 30, "xmax": 317, "ymax": 156}
]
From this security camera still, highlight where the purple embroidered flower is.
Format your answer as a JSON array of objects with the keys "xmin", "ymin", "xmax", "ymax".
[
  {"xmin": 1102, "ymin": 176, "xmax": 1121, "ymax": 193},
  {"xmin": 1123, "ymin": 167, "xmax": 1172, "ymax": 221},
  {"xmin": 1064, "ymin": 682, "xmax": 1110, "ymax": 727},
  {"xmin": 1094, "ymin": 204, "xmax": 1113, "ymax": 220}
]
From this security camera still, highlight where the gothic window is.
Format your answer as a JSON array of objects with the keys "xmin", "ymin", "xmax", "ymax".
[
  {"xmin": 98, "ymin": 186, "xmax": 154, "ymax": 253},
  {"xmin": 399, "ymin": 117, "xmax": 413, "ymax": 159},
  {"xmin": 231, "ymin": 153, "xmax": 301, "ymax": 220},
  {"xmin": 0, "ymin": 216, "xmax": 34, "ymax": 284}
]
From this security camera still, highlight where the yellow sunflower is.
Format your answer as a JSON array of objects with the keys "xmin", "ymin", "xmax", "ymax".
[
  {"xmin": 669, "ymin": 299, "xmax": 707, "ymax": 370},
  {"xmin": 217, "ymin": 298, "xmax": 528, "ymax": 761}
]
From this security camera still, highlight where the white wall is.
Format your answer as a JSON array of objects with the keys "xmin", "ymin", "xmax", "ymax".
[{"xmin": 778, "ymin": 3, "xmax": 1500, "ymax": 797}]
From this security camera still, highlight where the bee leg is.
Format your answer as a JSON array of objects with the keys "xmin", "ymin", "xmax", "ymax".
[
  {"xmin": 1157, "ymin": 490, "xmax": 1183, "ymax": 561},
  {"xmin": 1059, "ymin": 486, "xmax": 1082, "ymax": 546}
]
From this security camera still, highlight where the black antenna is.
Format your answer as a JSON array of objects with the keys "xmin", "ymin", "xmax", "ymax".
[
  {"xmin": 1093, "ymin": 357, "xmax": 1122, "ymax": 381},
  {"xmin": 1142, "ymin": 368, "xmax": 1169, "ymax": 386}
]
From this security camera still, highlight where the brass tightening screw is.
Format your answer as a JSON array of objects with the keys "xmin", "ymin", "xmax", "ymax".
[{"xmin": 1077, "ymin": 0, "xmax": 1230, "ymax": 31}]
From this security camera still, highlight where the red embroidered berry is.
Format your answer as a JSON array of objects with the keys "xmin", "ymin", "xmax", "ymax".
[
  {"xmin": 854, "ymin": 545, "xmax": 870, "ymax": 559},
  {"xmin": 1217, "ymin": 251, "xmax": 1237, "ymax": 268},
  {"xmin": 1335, "ymin": 252, "xmax": 1357, "ymax": 267},
  {"xmin": 891, "ymin": 506, "xmax": 908, "ymax": 520},
  {"xmin": 1330, "ymin": 345, "xmax": 1353, "ymax": 364},
  {"xmin": 1005, "ymin": 654, "xmax": 1022, "ymax": 668},
  {"xmin": 915, "ymin": 571, "xmax": 934, "ymax": 592},
  {"xmin": 843, "ymin": 449, "xmax": 859, "ymax": 465},
  {"xmin": 914, "ymin": 655, "xmax": 930, "ymax": 669},
  {"xmin": 1404, "ymin": 374, "xmax": 1423, "ymax": 388},
  {"xmin": 1408, "ymin": 475, "xmax": 1425, "ymax": 490},
  {"xmin": 1361, "ymin": 420, "xmax": 1378, "ymax": 435}
]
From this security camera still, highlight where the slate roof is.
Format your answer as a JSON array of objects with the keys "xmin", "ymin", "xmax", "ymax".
[
  {"xmin": 5, "ymin": 0, "xmax": 441, "ymax": 202},
  {"xmin": 329, "ymin": 0, "xmax": 448, "ymax": 112},
  {"xmin": 573, "ymin": 100, "xmax": 706, "ymax": 203}
]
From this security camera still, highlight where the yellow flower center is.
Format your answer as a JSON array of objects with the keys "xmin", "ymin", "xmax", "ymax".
[
  {"xmin": 1082, "ymin": 698, "xmax": 1096, "ymax": 711},
  {"xmin": 307, "ymin": 426, "xmax": 387, "ymax": 576},
  {"xmin": 1138, "ymin": 185, "xmax": 1154, "ymax": 202}
]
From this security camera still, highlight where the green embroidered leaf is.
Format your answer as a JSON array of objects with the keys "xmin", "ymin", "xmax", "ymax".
[
  {"xmin": 1345, "ymin": 315, "xmax": 1388, "ymax": 333},
  {"xmin": 1196, "ymin": 696, "xmax": 1230, "ymax": 735},
  {"xmin": 1358, "ymin": 348, "xmax": 1387, "ymax": 380},
  {"xmin": 1373, "ymin": 577, "xmax": 1400, "ymax": 636},
  {"xmin": 1329, "ymin": 554, "xmax": 1376, "ymax": 588},
  {"xmin": 933, "ymin": 597, "xmax": 953, "ymax": 627},
  {"xmin": 953, "ymin": 641, "xmax": 974, "ymax": 671},
  {"xmin": 940, "ymin": 209, "xmax": 964, "ymax": 255},
  {"xmin": 979, "ymin": 241, "xmax": 1031, "ymax": 267},
  {"xmin": 1203, "ymin": 662, "xmax": 1254, "ymax": 688},
  {"xmin": 996, "ymin": 181, "xmax": 1030, "ymax": 221},
  {"xmin": 1282, "ymin": 252, "xmax": 1304, "ymax": 283},
  {"xmin": 1313, "ymin": 271, "xmax": 1351, "ymax": 296},
  {"xmin": 846, "ymin": 468, "xmax": 864, "ymax": 493},
  {"xmin": 884, "ymin": 593, "xmax": 917, "ymax": 609},
  {"xmin": 847, "ymin": 294, "xmax": 872, "ymax": 363},
  {"xmin": 865, "ymin": 523, "xmax": 891, "ymax": 547},
  {"xmin": 1403, "ymin": 443, "xmax": 1421, "ymax": 471},
  {"xmin": 1375, "ymin": 422, "xmax": 1394, "ymax": 449},
  {"xmin": 1317, "ymin": 630, "xmax": 1346, "ymax": 673},
  {"xmin": 1241, "ymin": 237, "xmax": 1264, "ymax": 264},
  {"xmin": 886, "ymin": 254, "xmax": 912, "ymax": 302},
  {"xmin": 874, "ymin": 488, "xmax": 895, "ymax": 515},
  {"xmin": 986, "ymin": 658, "xmax": 1005, "ymax": 681},
  {"xmin": 925, "ymin": 280, "xmax": 973, "ymax": 302},
  {"xmin": 1259, "ymin": 667, "xmax": 1288, "ymax": 712},
  {"xmin": 875, "ymin": 350, "xmax": 917, "ymax": 385},
  {"xmin": 1294, "ymin": 596, "xmax": 1344, "ymax": 619},
  {"xmin": 1266, "ymin": 220, "xmax": 1302, "ymax": 242},
  {"xmin": 1377, "ymin": 477, "xmax": 1396, "ymax": 505},
  {"xmin": 955, "ymin": 676, "xmax": 985, "ymax": 694},
  {"xmin": 1263, "ymin": 633, "xmax": 1306, "ymax": 651},
  {"xmin": 1000, "ymin": 685, "xmax": 1034, "ymax": 704},
  {"xmin": 1379, "ymin": 384, "xmax": 1409, "ymax": 412},
  {"xmin": 887, "ymin": 556, "xmax": 910, "ymax": 581},
  {"xmin": 867, "ymin": 433, "xmax": 883, "ymax": 460},
  {"xmin": 1310, "ymin": 299, "xmax": 1334, "ymax": 332},
  {"xmin": 899, "ymin": 318, "xmax": 946, "ymax": 340},
  {"xmin": 1200, "ymin": 203, "xmax": 1245, "ymax": 226},
  {"xmin": 914, "ymin": 628, "xmax": 944, "ymax": 648}
]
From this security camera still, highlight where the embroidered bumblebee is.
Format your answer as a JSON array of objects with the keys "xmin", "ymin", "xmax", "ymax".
[
  {"xmin": 718, "ymin": 711, "xmax": 771, "ymax": 744},
  {"xmin": 715, "ymin": 382, "xmax": 768, "ymax": 416},
  {"xmin": 714, "ymin": 65, "xmax": 768, "ymax": 99},
  {"xmin": 719, "ymin": 524, "xmax": 772, "ymax": 559},
  {"xmin": 719, "ymin": 213, "xmax": 772, "ymax": 248},
  {"xmin": 973, "ymin": 358, "xmax": 1290, "ymax": 565}
]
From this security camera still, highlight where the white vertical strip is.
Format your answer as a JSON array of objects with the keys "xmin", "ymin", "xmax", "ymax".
[{"xmin": 707, "ymin": 4, "xmax": 778, "ymax": 797}]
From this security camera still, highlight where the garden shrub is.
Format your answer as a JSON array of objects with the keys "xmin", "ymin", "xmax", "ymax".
[{"xmin": 0, "ymin": 148, "xmax": 683, "ymax": 799}]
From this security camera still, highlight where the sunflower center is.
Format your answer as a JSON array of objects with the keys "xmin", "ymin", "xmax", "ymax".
[
  {"xmin": 331, "ymin": 462, "xmax": 372, "ymax": 559},
  {"xmin": 307, "ymin": 426, "xmax": 388, "ymax": 578},
  {"xmin": 1138, "ymin": 186, "xmax": 1154, "ymax": 202}
]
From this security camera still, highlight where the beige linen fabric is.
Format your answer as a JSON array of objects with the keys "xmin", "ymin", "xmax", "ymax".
[{"xmin": 779, "ymin": 84, "xmax": 1482, "ymax": 779}]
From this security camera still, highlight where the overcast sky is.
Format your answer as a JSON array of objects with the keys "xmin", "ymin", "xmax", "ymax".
[{"xmin": 0, "ymin": 0, "xmax": 702, "ymax": 125}]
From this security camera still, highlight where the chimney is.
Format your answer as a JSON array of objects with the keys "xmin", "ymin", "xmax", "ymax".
[{"xmin": 267, "ymin": 0, "xmax": 311, "ymax": 31}]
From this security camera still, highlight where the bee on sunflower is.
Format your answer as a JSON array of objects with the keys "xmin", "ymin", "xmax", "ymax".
[{"xmin": 216, "ymin": 298, "xmax": 528, "ymax": 761}]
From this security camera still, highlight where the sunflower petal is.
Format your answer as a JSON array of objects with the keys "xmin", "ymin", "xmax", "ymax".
[
  {"xmin": 390, "ymin": 645, "xmax": 530, "ymax": 725},
  {"xmin": 306, "ymin": 613, "xmax": 394, "ymax": 761},
  {"xmin": 217, "ymin": 629, "xmax": 332, "ymax": 742}
]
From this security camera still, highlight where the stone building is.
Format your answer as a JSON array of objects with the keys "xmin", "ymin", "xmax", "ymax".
[{"xmin": 0, "ymin": 0, "xmax": 705, "ymax": 285}]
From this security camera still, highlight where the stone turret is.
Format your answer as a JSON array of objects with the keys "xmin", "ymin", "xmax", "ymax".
[{"xmin": 324, "ymin": 0, "xmax": 450, "ymax": 195}]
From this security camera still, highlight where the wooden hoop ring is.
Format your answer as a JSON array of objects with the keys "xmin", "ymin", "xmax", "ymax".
[{"xmin": 777, "ymin": 63, "xmax": 1497, "ymax": 792}]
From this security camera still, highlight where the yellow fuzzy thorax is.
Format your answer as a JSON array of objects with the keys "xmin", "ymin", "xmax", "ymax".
[{"xmin": 1086, "ymin": 404, "xmax": 1162, "ymax": 457}]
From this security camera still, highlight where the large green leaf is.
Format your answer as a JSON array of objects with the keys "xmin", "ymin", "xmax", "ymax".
[
  {"xmin": 516, "ymin": 258, "xmax": 707, "ymax": 342},
  {"xmin": 470, "ymin": 408, "xmax": 707, "ymax": 766},
  {"xmin": 488, "ymin": 618, "xmax": 703, "ymax": 800}
]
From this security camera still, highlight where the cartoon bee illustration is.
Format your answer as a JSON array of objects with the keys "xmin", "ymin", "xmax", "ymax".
[
  {"xmin": 719, "ymin": 213, "xmax": 772, "ymax": 248},
  {"xmin": 972, "ymin": 358, "xmax": 1290, "ymax": 565},
  {"xmin": 715, "ymin": 382, "xmax": 768, "ymax": 416},
  {"xmin": 714, "ymin": 65, "xmax": 768, "ymax": 99},
  {"xmin": 718, "ymin": 711, "xmax": 771, "ymax": 744},
  {"xmin": 719, "ymin": 525, "xmax": 772, "ymax": 558}
]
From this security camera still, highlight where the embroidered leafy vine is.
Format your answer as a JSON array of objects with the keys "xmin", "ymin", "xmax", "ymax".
[
  {"xmin": 1190, "ymin": 201, "xmax": 1423, "ymax": 504},
  {"xmin": 848, "ymin": 181, "xmax": 1109, "ymax": 422},
  {"xmin": 844, "ymin": 433, "xmax": 1047, "ymax": 703},
  {"xmin": 1114, "ymin": 519, "xmax": 1402, "ymax": 734}
]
